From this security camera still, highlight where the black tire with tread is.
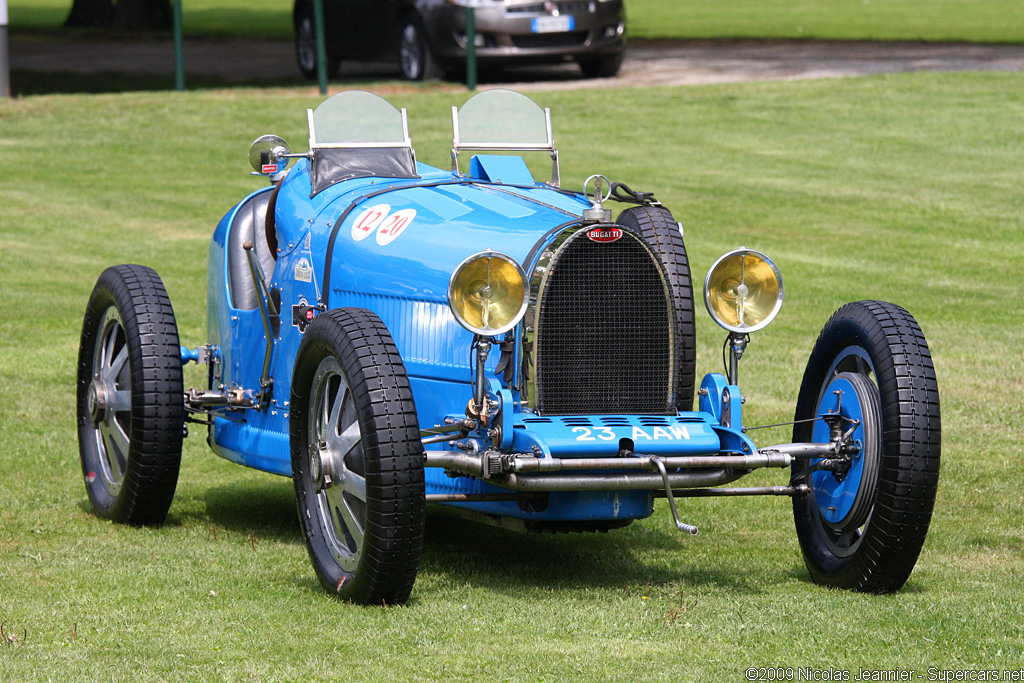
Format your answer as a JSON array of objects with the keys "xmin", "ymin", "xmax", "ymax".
[
  {"xmin": 290, "ymin": 308, "xmax": 425, "ymax": 605},
  {"xmin": 792, "ymin": 300, "xmax": 941, "ymax": 593},
  {"xmin": 77, "ymin": 264, "xmax": 183, "ymax": 526},
  {"xmin": 616, "ymin": 205, "xmax": 697, "ymax": 410}
]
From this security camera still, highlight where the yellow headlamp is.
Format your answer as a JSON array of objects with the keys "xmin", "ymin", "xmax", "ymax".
[
  {"xmin": 448, "ymin": 251, "xmax": 529, "ymax": 337},
  {"xmin": 703, "ymin": 247, "xmax": 784, "ymax": 333}
]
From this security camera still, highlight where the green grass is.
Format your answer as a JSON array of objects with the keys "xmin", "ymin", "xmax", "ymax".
[
  {"xmin": 8, "ymin": 0, "xmax": 293, "ymax": 39},
  {"xmin": 8, "ymin": 0, "xmax": 1024, "ymax": 43},
  {"xmin": 1, "ymin": 73, "xmax": 1023, "ymax": 680},
  {"xmin": 626, "ymin": 0, "xmax": 1024, "ymax": 43}
]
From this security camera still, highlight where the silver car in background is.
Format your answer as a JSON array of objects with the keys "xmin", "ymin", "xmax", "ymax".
[{"xmin": 294, "ymin": 0, "xmax": 625, "ymax": 81}]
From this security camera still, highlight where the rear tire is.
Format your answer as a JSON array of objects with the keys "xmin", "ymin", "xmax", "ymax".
[
  {"xmin": 290, "ymin": 308, "xmax": 425, "ymax": 605},
  {"xmin": 616, "ymin": 205, "xmax": 697, "ymax": 410},
  {"xmin": 792, "ymin": 300, "xmax": 940, "ymax": 593},
  {"xmin": 77, "ymin": 264, "xmax": 183, "ymax": 525}
]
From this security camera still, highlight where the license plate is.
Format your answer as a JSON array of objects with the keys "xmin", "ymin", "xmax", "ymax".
[{"xmin": 531, "ymin": 15, "xmax": 574, "ymax": 33}]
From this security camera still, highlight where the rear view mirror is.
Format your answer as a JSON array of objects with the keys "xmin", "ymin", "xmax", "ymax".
[{"xmin": 248, "ymin": 135, "xmax": 291, "ymax": 175}]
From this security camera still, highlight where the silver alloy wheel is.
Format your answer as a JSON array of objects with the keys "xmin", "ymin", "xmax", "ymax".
[
  {"xmin": 78, "ymin": 264, "xmax": 183, "ymax": 525},
  {"xmin": 87, "ymin": 307, "xmax": 132, "ymax": 497},
  {"xmin": 308, "ymin": 356, "xmax": 368, "ymax": 574},
  {"xmin": 399, "ymin": 23, "xmax": 422, "ymax": 80}
]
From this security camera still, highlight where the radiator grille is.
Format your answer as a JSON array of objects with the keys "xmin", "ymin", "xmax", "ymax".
[
  {"xmin": 507, "ymin": 2, "xmax": 594, "ymax": 15},
  {"xmin": 534, "ymin": 230, "xmax": 674, "ymax": 415},
  {"xmin": 510, "ymin": 32, "xmax": 587, "ymax": 49}
]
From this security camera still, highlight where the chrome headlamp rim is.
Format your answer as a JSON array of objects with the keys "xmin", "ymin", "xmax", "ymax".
[
  {"xmin": 703, "ymin": 247, "xmax": 784, "ymax": 334},
  {"xmin": 448, "ymin": 249, "xmax": 529, "ymax": 337}
]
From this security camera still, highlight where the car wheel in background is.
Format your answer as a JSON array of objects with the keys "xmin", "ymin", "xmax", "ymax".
[
  {"xmin": 77, "ymin": 264, "xmax": 183, "ymax": 525},
  {"xmin": 792, "ymin": 300, "xmax": 941, "ymax": 593},
  {"xmin": 578, "ymin": 52, "xmax": 623, "ymax": 79},
  {"xmin": 290, "ymin": 308, "xmax": 425, "ymax": 605},
  {"xmin": 295, "ymin": 3, "xmax": 340, "ymax": 80},
  {"xmin": 399, "ymin": 17, "xmax": 444, "ymax": 81}
]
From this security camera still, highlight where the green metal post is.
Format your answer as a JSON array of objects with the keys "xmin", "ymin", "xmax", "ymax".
[
  {"xmin": 313, "ymin": 0, "xmax": 328, "ymax": 95},
  {"xmin": 1, "ymin": 0, "xmax": 10, "ymax": 98},
  {"xmin": 465, "ymin": 7, "xmax": 476, "ymax": 91},
  {"xmin": 172, "ymin": 0, "xmax": 184, "ymax": 91}
]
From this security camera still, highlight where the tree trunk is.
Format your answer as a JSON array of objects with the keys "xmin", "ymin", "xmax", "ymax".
[
  {"xmin": 64, "ymin": 0, "xmax": 171, "ymax": 30},
  {"xmin": 64, "ymin": 0, "xmax": 114, "ymax": 27}
]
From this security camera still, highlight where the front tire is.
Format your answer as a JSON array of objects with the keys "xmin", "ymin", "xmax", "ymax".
[
  {"xmin": 290, "ymin": 308, "xmax": 425, "ymax": 605},
  {"xmin": 616, "ymin": 205, "xmax": 697, "ymax": 410},
  {"xmin": 77, "ymin": 264, "xmax": 183, "ymax": 525},
  {"xmin": 792, "ymin": 300, "xmax": 940, "ymax": 593}
]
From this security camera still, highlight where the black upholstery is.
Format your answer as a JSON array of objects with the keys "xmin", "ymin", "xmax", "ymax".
[{"xmin": 227, "ymin": 191, "xmax": 277, "ymax": 310}]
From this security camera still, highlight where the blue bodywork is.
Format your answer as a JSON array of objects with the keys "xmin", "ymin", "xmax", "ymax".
[{"xmin": 198, "ymin": 96, "xmax": 755, "ymax": 527}]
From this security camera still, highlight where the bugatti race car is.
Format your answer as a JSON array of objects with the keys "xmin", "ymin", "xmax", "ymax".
[{"xmin": 77, "ymin": 90, "xmax": 941, "ymax": 605}]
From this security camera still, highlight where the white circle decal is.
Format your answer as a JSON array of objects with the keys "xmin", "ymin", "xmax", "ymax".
[
  {"xmin": 376, "ymin": 209, "xmax": 417, "ymax": 246},
  {"xmin": 351, "ymin": 204, "xmax": 390, "ymax": 241}
]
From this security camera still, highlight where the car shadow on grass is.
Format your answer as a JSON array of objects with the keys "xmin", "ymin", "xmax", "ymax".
[
  {"xmin": 175, "ymin": 481, "xmax": 796, "ymax": 595},
  {"xmin": 419, "ymin": 506, "xmax": 779, "ymax": 594},
  {"xmin": 197, "ymin": 479, "xmax": 302, "ymax": 545}
]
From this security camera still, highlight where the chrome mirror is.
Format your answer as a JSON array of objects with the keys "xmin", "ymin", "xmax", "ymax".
[{"xmin": 248, "ymin": 135, "xmax": 291, "ymax": 175}]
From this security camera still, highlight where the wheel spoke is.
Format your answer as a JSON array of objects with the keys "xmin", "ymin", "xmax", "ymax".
[
  {"xmin": 327, "ymin": 384, "xmax": 347, "ymax": 436},
  {"xmin": 336, "ymin": 495, "xmax": 365, "ymax": 547},
  {"xmin": 342, "ymin": 470, "xmax": 366, "ymax": 502},
  {"xmin": 100, "ymin": 429, "xmax": 118, "ymax": 476},
  {"xmin": 319, "ymin": 382, "xmax": 331, "ymax": 438},
  {"xmin": 111, "ymin": 389, "xmax": 132, "ymax": 413},
  {"xmin": 327, "ymin": 418, "xmax": 361, "ymax": 463},
  {"xmin": 103, "ymin": 326, "xmax": 119, "ymax": 367},
  {"xmin": 107, "ymin": 345, "xmax": 129, "ymax": 381},
  {"xmin": 107, "ymin": 419, "xmax": 130, "ymax": 463},
  {"xmin": 100, "ymin": 423, "xmax": 127, "ymax": 482}
]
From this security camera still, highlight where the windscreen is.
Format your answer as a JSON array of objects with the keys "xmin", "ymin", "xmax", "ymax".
[
  {"xmin": 457, "ymin": 89, "xmax": 550, "ymax": 147},
  {"xmin": 311, "ymin": 90, "xmax": 409, "ymax": 146}
]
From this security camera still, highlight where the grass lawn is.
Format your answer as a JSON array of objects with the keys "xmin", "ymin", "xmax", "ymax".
[
  {"xmin": 7, "ymin": 0, "xmax": 1024, "ymax": 43},
  {"xmin": 1, "ymin": 72, "xmax": 1023, "ymax": 680},
  {"xmin": 626, "ymin": 0, "xmax": 1024, "ymax": 43}
]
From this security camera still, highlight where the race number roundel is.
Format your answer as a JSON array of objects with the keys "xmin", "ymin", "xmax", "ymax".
[
  {"xmin": 351, "ymin": 204, "xmax": 390, "ymax": 241},
  {"xmin": 376, "ymin": 209, "xmax": 417, "ymax": 246}
]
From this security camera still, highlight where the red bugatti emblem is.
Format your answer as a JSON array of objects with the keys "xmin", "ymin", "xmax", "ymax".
[{"xmin": 587, "ymin": 227, "xmax": 622, "ymax": 243}]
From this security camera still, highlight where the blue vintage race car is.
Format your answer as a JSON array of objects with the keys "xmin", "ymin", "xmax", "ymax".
[{"xmin": 77, "ymin": 90, "xmax": 941, "ymax": 605}]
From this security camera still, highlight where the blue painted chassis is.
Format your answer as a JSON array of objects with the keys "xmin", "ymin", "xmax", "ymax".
[{"xmin": 198, "ymin": 153, "xmax": 760, "ymax": 525}]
